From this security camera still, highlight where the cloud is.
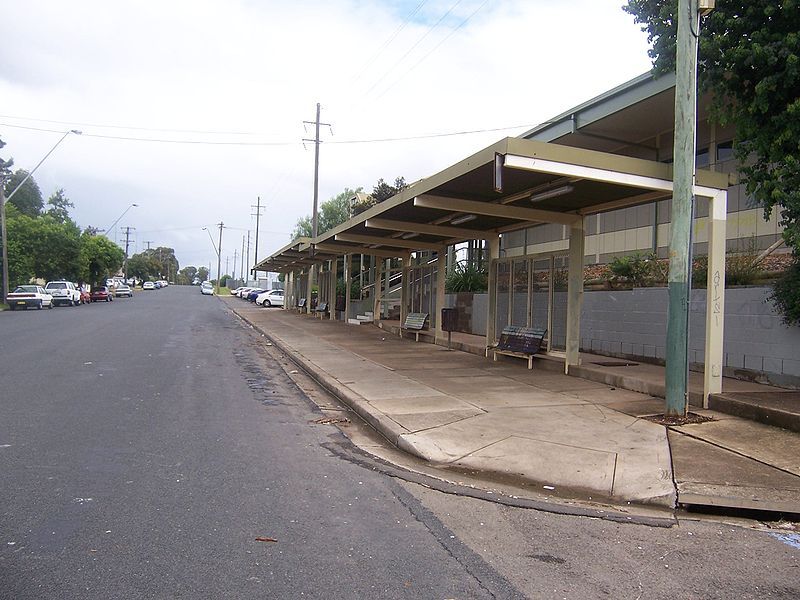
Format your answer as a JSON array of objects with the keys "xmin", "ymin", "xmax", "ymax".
[{"xmin": 0, "ymin": 0, "xmax": 652, "ymax": 273}]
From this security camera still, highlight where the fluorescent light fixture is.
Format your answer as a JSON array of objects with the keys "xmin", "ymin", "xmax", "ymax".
[
  {"xmin": 530, "ymin": 185, "xmax": 574, "ymax": 203},
  {"xmin": 450, "ymin": 214, "xmax": 477, "ymax": 225},
  {"xmin": 401, "ymin": 232, "xmax": 419, "ymax": 239}
]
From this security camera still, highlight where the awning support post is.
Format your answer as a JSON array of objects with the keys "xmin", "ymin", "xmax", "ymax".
[
  {"xmin": 565, "ymin": 217, "xmax": 585, "ymax": 373},
  {"xmin": 703, "ymin": 189, "xmax": 727, "ymax": 405},
  {"xmin": 485, "ymin": 234, "xmax": 501, "ymax": 353}
]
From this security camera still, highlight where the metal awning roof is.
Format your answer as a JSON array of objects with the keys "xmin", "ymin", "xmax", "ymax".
[{"xmin": 256, "ymin": 137, "xmax": 731, "ymax": 272}]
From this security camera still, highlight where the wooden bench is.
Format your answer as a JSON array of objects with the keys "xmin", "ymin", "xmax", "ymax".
[
  {"xmin": 400, "ymin": 312, "xmax": 429, "ymax": 342},
  {"xmin": 491, "ymin": 326, "xmax": 546, "ymax": 369},
  {"xmin": 296, "ymin": 298, "xmax": 307, "ymax": 313},
  {"xmin": 313, "ymin": 301, "xmax": 328, "ymax": 319}
]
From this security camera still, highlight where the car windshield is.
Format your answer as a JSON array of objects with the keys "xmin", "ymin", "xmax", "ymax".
[
  {"xmin": 14, "ymin": 286, "xmax": 37, "ymax": 293},
  {"xmin": 47, "ymin": 282, "xmax": 67, "ymax": 289}
]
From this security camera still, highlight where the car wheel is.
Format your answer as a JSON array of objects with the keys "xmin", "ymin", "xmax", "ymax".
[
  {"xmin": 8, "ymin": 304, "xmax": 15, "ymax": 311},
  {"xmin": 265, "ymin": 300, "xmax": 272, "ymax": 307}
]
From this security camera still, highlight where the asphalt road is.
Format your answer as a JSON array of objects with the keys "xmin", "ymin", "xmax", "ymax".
[
  {"xmin": 0, "ymin": 287, "xmax": 520, "ymax": 599},
  {"xmin": 1, "ymin": 287, "xmax": 798, "ymax": 599}
]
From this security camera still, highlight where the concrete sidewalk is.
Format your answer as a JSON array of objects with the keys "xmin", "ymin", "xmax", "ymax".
[{"xmin": 226, "ymin": 299, "xmax": 800, "ymax": 513}]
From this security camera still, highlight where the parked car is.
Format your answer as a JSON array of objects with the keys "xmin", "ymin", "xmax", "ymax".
[
  {"xmin": 115, "ymin": 284, "xmax": 133, "ymax": 298},
  {"xmin": 7, "ymin": 285, "xmax": 53, "ymax": 310},
  {"xmin": 45, "ymin": 280, "xmax": 82, "ymax": 307},
  {"xmin": 143, "ymin": 281, "xmax": 156, "ymax": 290},
  {"xmin": 238, "ymin": 287, "xmax": 255, "ymax": 298},
  {"xmin": 200, "ymin": 281, "xmax": 214, "ymax": 295},
  {"xmin": 255, "ymin": 289, "xmax": 285, "ymax": 307},
  {"xmin": 230, "ymin": 287, "xmax": 243, "ymax": 295},
  {"xmin": 90, "ymin": 286, "xmax": 114, "ymax": 302},
  {"xmin": 246, "ymin": 289, "xmax": 267, "ymax": 302}
]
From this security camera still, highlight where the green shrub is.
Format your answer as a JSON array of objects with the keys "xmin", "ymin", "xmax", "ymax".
[
  {"xmin": 769, "ymin": 258, "xmax": 800, "ymax": 326},
  {"xmin": 445, "ymin": 262, "xmax": 488, "ymax": 293},
  {"xmin": 725, "ymin": 238, "xmax": 762, "ymax": 286},
  {"xmin": 336, "ymin": 277, "xmax": 361, "ymax": 299},
  {"xmin": 608, "ymin": 252, "xmax": 660, "ymax": 287}
]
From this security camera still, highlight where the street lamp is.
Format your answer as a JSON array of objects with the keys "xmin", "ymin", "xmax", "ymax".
[
  {"xmin": 4, "ymin": 130, "xmax": 82, "ymax": 203},
  {"xmin": 202, "ymin": 227, "xmax": 219, "ymax": 256},
  {"xmin": 105, "ymin": 203, "xmax": 138, "ymax": 243},
  {"xmin": 1, "ymin": 129, "xmax": 81, "ymax": 306},
  {"xmin": 203, "ymin": 225, "xmax": 224, "ymax": 294}
]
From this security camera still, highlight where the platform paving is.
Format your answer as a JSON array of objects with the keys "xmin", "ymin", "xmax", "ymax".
[{"xmin": 226, "ymin": 298, "xmax": 800, "ymax": 513}]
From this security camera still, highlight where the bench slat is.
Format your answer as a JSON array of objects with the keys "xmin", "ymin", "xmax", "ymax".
[
  {"xmin": 402, "ymin": 312, "xmax": 428, "ymax": 331},
  {"xmin": 496, "ymin": 326, "xmax": 545, "ymax": 355}
]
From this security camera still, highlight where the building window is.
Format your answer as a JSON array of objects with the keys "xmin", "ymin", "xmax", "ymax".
[{"xmin": 717, "ymin": 140, "xmax": 734, "ymax": 162}]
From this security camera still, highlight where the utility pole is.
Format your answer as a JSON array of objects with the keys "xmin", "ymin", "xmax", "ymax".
[
  {"xmin": 303, "ymin": 103, "xmax": 332, "ymax": 312},
  {"xmin": 144, "ymin": 240, "xmax": 154, "ymax": 250},
  {"xmin": 251, "ymin": 196, "xmax": 263, "ymax": 283},
  {"xmin": 245, "ymin": 230, "xmax": 251, "ymax": 285},
  {"xmin": 665, "ymin": 0, "xmax": 702, "ymax": 417},
  {"xmin": 225, "ymin": 256, "xmax": 230, "ymax": 278},
  {"xmin": 232, "ymin": 249, "xmax": 238, "ymax": 285},
  {"xmin": 0, "ymin": 181, "xmax": 8, "ymax": 307},
  {"xmin": 122, "ymin": 226, "xmax": 135, "ymax": 281},
  {"xmin": 216, "ymin": 222, "xmax": 224, "ymax": 295},
  {"xmin": 240, "ymin": 235, "xmax": 245, "ymax": 281}
]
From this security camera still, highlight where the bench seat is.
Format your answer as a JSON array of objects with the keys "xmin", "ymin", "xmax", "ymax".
[
  {"xmin": 313, "ymin": 301, "xmax": 328, "ymax": 319},
  {"xmin": 400, "ymin": 312, "xmax": 429, "ymax": 342},
  {"xmin": 491, "ymin": 326, "xmax": 546, "ymax": 369}
]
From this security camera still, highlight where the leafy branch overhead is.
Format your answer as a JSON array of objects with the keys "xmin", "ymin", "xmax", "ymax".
[
  {"xmin": 624, "ymin": 0, "xmax": 800, "ymax": 253},
  {"xmin": 624, "ymin": 1, "xmax": 800, "ymax": 323}
]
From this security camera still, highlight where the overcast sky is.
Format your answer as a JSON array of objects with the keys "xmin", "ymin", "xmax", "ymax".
[{"xmin": 0, "ymin": 0, "xmax": 653, "ymax": 277}]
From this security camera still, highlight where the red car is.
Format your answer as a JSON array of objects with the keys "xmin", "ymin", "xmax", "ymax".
[{"xmin": 90, "ymin": 286, "xmax": 114, "ymax": 302}]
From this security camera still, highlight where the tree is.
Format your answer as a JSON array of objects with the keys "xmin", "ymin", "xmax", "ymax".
[
  {"xmin": 372, "ymin": 177, "xmax": 407, "ymax": 203},
  {"xmin": 31, "ymin": 215, "xmax": 81, "ymax": 282},
  {"xmin": 4, "ymin": 205, "xmax": 37, "ymax": 288},
  {"xmin": 46, "ymin": 188, "xmax": 75, "ymax": 224},
  {"xmin": 178, "ymin": 265, "xmax": 198, "ymax": 285},
  {"xmin": 78, "ymin": 232, "xmax": 124, "ymax": 285},
  {"xmin": 197, "ymin": 266, "xmax": 209, "ymax": 282},
  {"xmin": 291, "ymin": 187, "xmax": 363, "ymax": 239},
  {"xmin": 4, "ymin": 170, "xmax": 44, "ymax": 217},
  {"xmin": 4, "ymin": 205, "xmax": 82, "ymax": 285},
  {"xmin": 351, "ymin": 177, "xmax": 408, "ymax": 216},
  {"xmin": 126, "ymin": 252, "xmax": 161, "ymax": 280},
  {"xmin": 623, "ymin": 1, "xmax": 800, "ymax": 254}
]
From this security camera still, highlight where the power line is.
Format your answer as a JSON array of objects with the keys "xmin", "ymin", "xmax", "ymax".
[
  {"xmin": 350, "ymin": 0, "xmax": 430, "ymax": 85},
  {"xmin": 363, "ymin": 0, "xmax": 466, "ymax": 98},
  {"xmin": 0, "ymin": 114, "xmax": 268, "ymax": 136},
  {"xmin": 375, "ymin": 0, "xmax": 493, "ymax": 101},
  {"xmin": 2, "ymin": 121, "xmax": 535, "ymax": 146}
]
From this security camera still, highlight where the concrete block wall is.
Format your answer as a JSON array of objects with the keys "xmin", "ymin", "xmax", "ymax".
[
  {"xmin": 581, "ymin": 286, "xmax": 800, "ymax": 386},
  {"xmin": 446, "ymin": 287, "xmax": 800, "ymax": 386}
]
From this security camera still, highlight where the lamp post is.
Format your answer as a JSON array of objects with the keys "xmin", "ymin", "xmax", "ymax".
[
  {"xmin": 1, "ymin": 129, "xmax": 81, "ymax": 306},
  {"xmin": 202, "ymin": 224, "xmax": 224, "ymax": 294},
  {"xmin": 104, "ymin": 203, "xmax": 138, "ymax": 243}
]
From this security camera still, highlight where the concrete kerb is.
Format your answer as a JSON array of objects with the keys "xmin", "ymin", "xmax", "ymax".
[
  {"xmin": 230, "ymin": 306, "xmax": 679, "ymax": 511},
  {"xmin": 242, "ymin": 316, "xmax": 419, "ymax": 457},
  {"xmin": 230, "ymin": 308, "xmax": 678, "ymax": 525}
]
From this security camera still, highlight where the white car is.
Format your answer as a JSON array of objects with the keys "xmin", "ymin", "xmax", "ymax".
[
  {"xmin": 45, "ymin": 280, "xmax": 82, "ymax": 307},
  {"xmin": 143, "ymin": 281, "xmax": 156, "ymax": 290},
  {"xmin": 7, "ymin": 285, "xmax": 54, "ymax": 310},
  {"xmin": 255, "ymin": 289, "xmax": 285, "ymax": 307},
  {"xmin": 200, "ymin": 281, "xmax": 214, "ymax": 295}
]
